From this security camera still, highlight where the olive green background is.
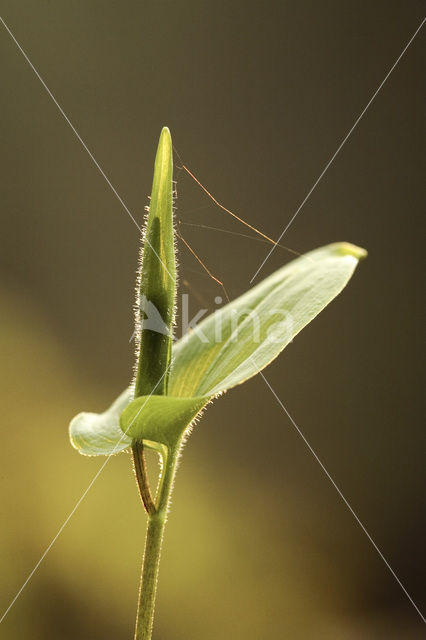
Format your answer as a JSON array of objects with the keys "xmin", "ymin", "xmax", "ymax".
[{"xmin": 1, "ymin": 2, "xmax": 425, "ymax": 638}]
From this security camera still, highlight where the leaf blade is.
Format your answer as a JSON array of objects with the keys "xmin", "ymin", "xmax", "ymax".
[
  {"xmin": 69, "ymin": 388, "xmax": 133, "ymax": 456},
  {"xmin": 68, "ymin": 242, "xmax": 366, "ymax": 455},
  {"xmin": 119, "ymin": 395, "xmax": 210, "ymax": 448},
  {"xmin": 169, "ymin": 242, "xmax": 366, "ymax": 396}
]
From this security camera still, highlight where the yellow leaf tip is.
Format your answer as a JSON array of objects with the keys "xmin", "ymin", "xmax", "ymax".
[{"xmin": 332, "ymin": 242, "xmax": 368, "ymax": 260}]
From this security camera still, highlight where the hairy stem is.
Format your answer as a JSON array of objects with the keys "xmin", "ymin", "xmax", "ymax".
[{"xmin": 134, "ymin": 446, "xmax": 179, "ymax": 640}]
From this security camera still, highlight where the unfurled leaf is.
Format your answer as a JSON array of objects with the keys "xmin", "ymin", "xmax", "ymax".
[
  {"xmin": 69, "ymin": 242, "xmax": 366, "ymax": 455},
  {"xmin": 169, "ymin": 242, "xmax": 367, "ymax": 397}
]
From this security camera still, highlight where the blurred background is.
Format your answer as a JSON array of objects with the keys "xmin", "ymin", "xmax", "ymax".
[{"xmin": 1, "ymin": 2, "xmax": 425, "ymax": 638}]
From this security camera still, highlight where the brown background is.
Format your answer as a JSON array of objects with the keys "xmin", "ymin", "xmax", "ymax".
[{"xmin": 1, "ymin": 2, "xmax": 425, "ymax": 638}]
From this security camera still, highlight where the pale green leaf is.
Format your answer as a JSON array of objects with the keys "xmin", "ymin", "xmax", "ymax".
[
  {"xmin": 119, "ymin": 395, "xmax": 209, "ymax": 448},
  {"xmin": 169, "ymin": 242, "xmax": 366, "ymax": 396},
  {"xmin": 69, "ymin": 388, "xmax": 133, "ymax": 456},
  {"xmin": 69, "ymin": 242, "xmax": 366, "ymax": 455}
]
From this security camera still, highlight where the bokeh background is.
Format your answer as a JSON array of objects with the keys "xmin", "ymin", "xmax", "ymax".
[{"xmin": 1, "ymin": 2, "xmax": 425, "ymax": 638}]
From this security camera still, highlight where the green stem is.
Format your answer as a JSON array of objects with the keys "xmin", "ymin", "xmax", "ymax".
[{"xmin": 134, "ymin": 445, "xmax": 179, "ymax": 640}]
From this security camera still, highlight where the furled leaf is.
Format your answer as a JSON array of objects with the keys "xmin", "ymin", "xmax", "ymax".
[
  {"xmin": 69, "ymin": 242, "xmax": 366, "ymax": 456},
  {"xmin": 134, "ymin": 126, "xmax": 176, "ymax": 397}
]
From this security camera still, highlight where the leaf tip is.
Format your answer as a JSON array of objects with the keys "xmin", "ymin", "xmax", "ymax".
[
  {"xmin": 153, "ymin": 126, "xmax": 173, "ymax": 186},
  {"xmin": 159, "ymin": 126, "xmax": 172, "ymax": 147},
  {"xmin": 332, "ymin": 242, "xmax": 367, "ymax": 261}
]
